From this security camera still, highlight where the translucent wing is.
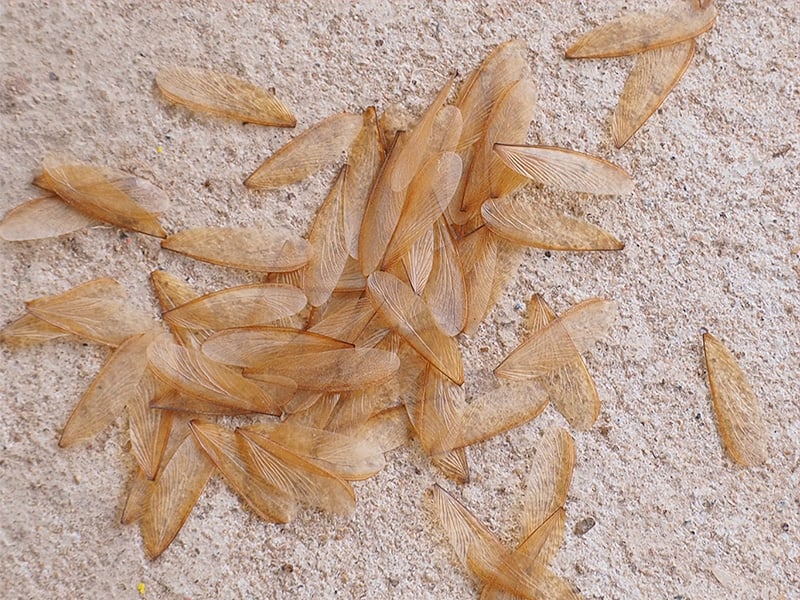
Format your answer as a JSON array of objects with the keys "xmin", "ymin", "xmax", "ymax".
[
  {"xmin": 245, "ymin": 112, "xmax": 363, "ymax": 190},
  {"xmin": 367, "ymin": 271, "xmax": 464, "ymax": 385},
  {"xmin": 141, "ymin": 433, "xmax": 215, "ymax": 559},
  {"xmin": 149, "ymin": 270, "xmax": 210, "ymax": 349},
  {"xmin": 345, "ymin": 405, "xmax": 413, "ymax": 453},
  {"xmin": 496, "ymin": 298, "xmax": 617, "ymax": 380},
  {"xmin": 162, "ymin": 283, "xmax": 306, "ymax": 331},
  {"xmin": 201, "ymin": 327, "xmax": 351, "ymax": 369},
  {"xmin": 482, "ymin": 195, "xmax": 623, "ymax": 251},
  {"xmin": 458, "ymin": 227, "xmax": 498, "ymax": 335},
  {"xmin": 612, "ymin": 40, "xmax": 695, "ymax": 148},
  {"xmin": 0, "ymin": 194, "xmax": 97, "ymax": 240},
  {"xmin": 127, "ymin": 369, "xmax": 173, "ymax": 480},
  {"xmin": 703, "ymin": 333, "xmax": 767, "ymax": 466},
  {"xmin": 25, "ymin": 278, "xmax": 156, "ymax": 347},
  {"xmin": 344, "ymin": 107, "xmax": 384, "ymax": 258},
  {"xmin": 422, "ymin": 218, "xmax": 467, "ymax": 336},
  {"xmin": 408, "ymin": 366, "xmax": 467, "ymax": 456},
  {"xmin": 244, "ymin": 347, "xmax": 399, "ymax": 393},
  {"xmin": 305, "ymin": 166, "xmax": 349, "ymax": 307},
  {"xmin": 237, "ymin": 427, "xmax": 356, "ymax": 516},
  {"xmin": 493, "ymin": 144, "xmax": 634, "ymax": 195},
  {"xmin": 402, "ymin": 226, "xmax": 435, "ymax": 294},
  {"xmin": 59, "ymin": 331, "xmax": 155, "ymax": 447},
  {"xmin": 155, "ymin": 66, "xmax": 296, "ymax": 126},
  {"xmin": 188, "ymin": 420, "xmax": 296, "ymax": 523},
  {"xmin": 34, "ymin": 159, "xmax": 166, "ymax": 237},
  {"xmin": 565, "ymin": 1, "xmax": 716, "ymax": 58},
  {"xmin": 307, "ymin": 296, "xmax": 388, "ymax": 346},
  {"xmin": 146, "ymin": 334, "xmax": 282, "ymax": 415},
  {"xmin": 161, "ymin": 226, "xmax": 311, "ymax": 273},
  {"xmin": 0, "ymin": 312, "xmax": 71, "ymax": 346}
]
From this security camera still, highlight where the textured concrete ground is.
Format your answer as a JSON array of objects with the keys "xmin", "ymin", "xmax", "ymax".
[{"xmin": 1, "ymin": 1, "xmax": 798, "ymax": 598}]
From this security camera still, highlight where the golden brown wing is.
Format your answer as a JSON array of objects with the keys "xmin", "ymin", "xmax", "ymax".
[
  {"xmin": 0, "ymin": 312, "xmax": 71, "ymax": 346},
  {"xmin": 127, "ymin": 369, "xmax": 173, "ymax": 480},
  {"xmin": 703, "ymin": 333, "xmax": 767, "ymax": 466},
  {"xmin": 245, "ymin": 112, "xmax": 363, "ymax": 190},
  {"xmin": 155, "ymin": 66, "xmax": 295, "ymax": 126},
  {"xmin": 565, "ymin": 2, "xmax": 716, "ymax": 58},
  {"xmin": 458, "ymin": 227, "xmax": 499, "ymax": 335},
  {"xmin": 161, "ymin": 226, "xmax": 310, "ymax": 273},
  {"xmin": 149, "ymin": 270, "xmax": 210, "ymax": 349},
  {"xmin": 422, "ymin": 218, "xmax": 467, "ymax": 336},
  {"xmin": 0, "ymin": 194, "xmax": 97, "ymax": 240},
  {"xmin": 612, "ymin": 40, "xmax": 695, "ymax": 148}
]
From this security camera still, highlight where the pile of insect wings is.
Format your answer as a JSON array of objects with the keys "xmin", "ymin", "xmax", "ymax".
[{"xmin": 1, "ymin": 40, "xmax": 638, "ymax": 593}]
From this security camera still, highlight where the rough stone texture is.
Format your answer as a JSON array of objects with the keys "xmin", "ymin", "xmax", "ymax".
[{"xmin": 1, "ymin": 2, "xmax": 797, "ymax": 599}]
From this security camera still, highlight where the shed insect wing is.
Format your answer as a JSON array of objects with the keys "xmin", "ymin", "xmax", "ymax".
[
  {"xmin": 703, "ymin": 333, "xmax": 767, "ymax": 466},
  {"xmin": 0, "ymin": 194, "xmax": 97, "ymax": 241},
  {"xmin": 155, "ymin": 66, "xmax": 296, "ymax": 127}
]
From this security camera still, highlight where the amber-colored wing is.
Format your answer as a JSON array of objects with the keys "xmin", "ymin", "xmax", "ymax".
[
  {"xmin": 305, "ymin": 166, "xmax": 349, "ymax": 307},
  {"xmin": 565, "ymin": 1, "xmax": 716, "ymax": 58},
  {"xmin": 188, "ymin": 420, "xmax": 296, "ymax": 523},
  {"xmin": 458, "ymin": 227, "xmax": 498, "ymax": 335},
  {"xmin": 34, "ymin": 159, "xmax": 165, "ymax": 237},
  {"xmin": 366, "ymin": 271, "xmax": 464, "ymax": 385},
  {"xmin": 162, "ymin": 283, "xmax": 306, "ymax": 331},
  {"xmin": 0, "ymin": 312, "xmax": 71, "ymax": 346},
  {"xmin": 496, "ymin": 298, "xmax": 617, "ymax": 380},
  {"xmin": 703, "ymin": 333, "xmax": 767, "ymax": 466},
  {"xmin": 25, "ymin": 278, "xmax": 156, "ymax": 347},
  {"xmin": 245, "ymin": 112, "xmax": 363, "ymax": 189},
  {"xmin": 161, "ymin": 226, "xmax": 310, "ymax": 273},
  {"xmin": 422, "ymin": 218, "xmax": 467, "ymax": 336},
  {"xmin": 127, "ymin": 369, "xmax": 173, "ymax": 480},
  {"xmin": 155, "ymin": 66, "xmax": 295, "ymax": 127},
  {"xmin": 244, "ymin": 347, "xmax": 399, "ymax": 393},
  {"xmin": 612, "ymin": 40, "xmax": 695, "ymax": 148},
  {"xmin": 402, "ymin": 226, "xmax": 435, "ymax": 294},
  {"xmin": 147, "ymin": 334, "xmax": 282, "ymax": 415},
  {"xmin": 59, "ymin": 331, "xmax": 155, "ymax": 447},
  {"xmin": 0, "ymin": 195, "xmax": 97, "ymax": 241},
  {"xmin": 150, "ymin": 270, "xmax": 210, "ymax": 349},
  {"xmin": 482, "ymin": 195, "xmax": 623, "ymax": 251},
  {"xmin": 141, "ymin": 433, "xmax": 215, "ymax": 559},
  {"xmin": 494, "ymin": 144, "xmax": 634, "ymax": 195}
]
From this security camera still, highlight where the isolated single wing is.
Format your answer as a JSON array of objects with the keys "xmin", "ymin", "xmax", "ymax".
[
  {"xmin": 612, "ymin": 40, "xmax": 695, "ymax": 148},
  {"xmin": 141, "ymin": 434, "xmax": 215, "ymax": 559},
  {"xmin": 482, "ymin": 196, "xmax": 623, "ymax": 251},
  {"xmin": 496, "ymin": 298, "xmax": 617, "ymax": 380},
  {"xmin": 25, "ymin": 278, "xmax": 156, "ymax": 347},
  {"xmin": 494, "ymin": 144, "xmax": 634, "ymax": 195},
  {"xmin": 305, "ymin": 166, "xmax": 349, "ymax": 306},
  {"xmin": 34, "ymin": 159, "xmax": 165, "ymax": 237},
  {"xmin": 703, "ymin": 333, "xmax": 767, "ymax": 466},
  {"xmin": 147, "ymin": 334, "xmax": 282, "ymax": 415},
  {"xmin": 0, "ymin": 195, "xmax": 97, "ymax": 240},
  {"xmin": 367, "ymin": 271, "xmax": 464, "ymax": 385},
  {"xmin": 59, "ymin": 331, "xmax": 154, "ymax": 446},
  {"xmin": 188, "ymin": 420, "xmax": 296, "ymax": 523},
  {"xmin": 245, "ymin": 112, "xmax": 363, "ymax": 189},
  {"xmin": 163, "ymin": 283, "xmax": 306, "ymax": 331},
  {"xmin": 162, "ymin": 226, "xmax": 310, "ymax": 273},
  {"xmin": 565, "ymin": 2, "xmax": 716, "ymax": 58},
  {"xmin": 155, "ymin": 67, "xmax": 295, "ymax": 126}
]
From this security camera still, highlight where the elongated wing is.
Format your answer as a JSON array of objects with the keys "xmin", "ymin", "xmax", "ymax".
[
  {"xmin": 150, "ymin": 270, "xmax": 210, "ymax": 349},
  {"xmin": 305, "ymin": 166, "xmax": 349, "ymax": 306},
  {"xmin": 402, "ymin": 226, "xmax": 435, "ymax": 294},
  {"xmin": 34, "ymin": 159, "xmax": 165, "ymax": 237},
  {"xmin": 482, "ymin": 195, "xmax": 623, "ymax": 251},
  {"xmin": 454, "ymin": 379, "xmax": 550, "ymax": 450},
  {"xmin": 188, "ymin": 420, "xmax": 296, "ymax": 523},
  {"xmin": 458, "ymin": 227, "xmax": 498, "ymax": 335},
  {"xmin": 431, "ymin": 448, "xmax": 471, "ymax": 484},
  {"xmin": 345, "ymin": 405, "xmax": 413, "ymax": 452},
  {"xmin": 162, "ymin": 283, "xmax": 306, "ymax": 331},
  {"xmin": 612, "ymin": 40, "xmax": 695, "ymax": 148},
  {"xmin": 367, "ymin": 271, "xmax": 463, "ymax": 385},
  {"xmin": 243, "ymin": 421, "xmax": 385, "ymax": 480},
  {"xmin": 161, "ymin": 226, "xmax": 310, "ymax": 273},
  {"xmin": 0, "ymin": 195, "xmax": 97, "ymax": 240},
  {"xmin": 494, "ymin": 144, "xmax": 634, "ymax": 195},
  {"xmin": 141, "ymin": 434, "xmax": 215, "ymax": 559},
  {"xmin": 59, "ymin": 331, "xmax": 155, "ymax": 447},
  {"xmin": 496, "ymin": 298, "xmax": 617, "ymax": 380},
  {"xmin": 127, "ymin": 369, "xmax": 173, "ymax": 480},
  {"xmin": 383, "ymin": 152, "xmax": 462, "ymax": 268},
  {"xmin": 245, "ymin": 112, "xmax": 363, "ymax": 189},
  {"xmin": 121, "ymin": 469, "xmax": 153, "ymax": 525},
  {"xmin": 565, "ymin": 2, "xmax": 716, "ymax": 58},
  {"xmin": 324, "ymin": 377, "xmax": 400, "ymax": 433},
  {"xmin": 308, "ymin": 296, "xmax": 388, "ymax": 347},
  {"xmin": 202, "ymin": 327, "xmax": 351, "ymax": 369},
  {"xmin": 422, "ymin": 219, "xmax": 467, "ymax": 336},
  {"xmin": 245, "ymin": 347, "xmax": 399, "ymax": 393},
  {"xmin": 407, "ymin": 366, "xmax": 467, "ymax": 456},
  {"xmin": 0, "ymin": 312, "xmax": 71, "ymax": 346},
  {"xmin": 703, "ymin": 333, "xmax": 767, "ymax": 466},
  {"xmin": 237, "ymin": 428, "xmax": 356, "ymax": 516},
  {"xmin": 25, "ymin": 278, "xmax": 156, "ymax": 347},
  {"xmin": 155, "ymin": 67, "xmax": 295, "ymax": 126},
  {"xmin": 344, "ymin": 107, "xmax": 384, "ymax": 258},
  {"xmin": 147, "ymin": 334, "xmax": 282, "ymax": 414}
]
